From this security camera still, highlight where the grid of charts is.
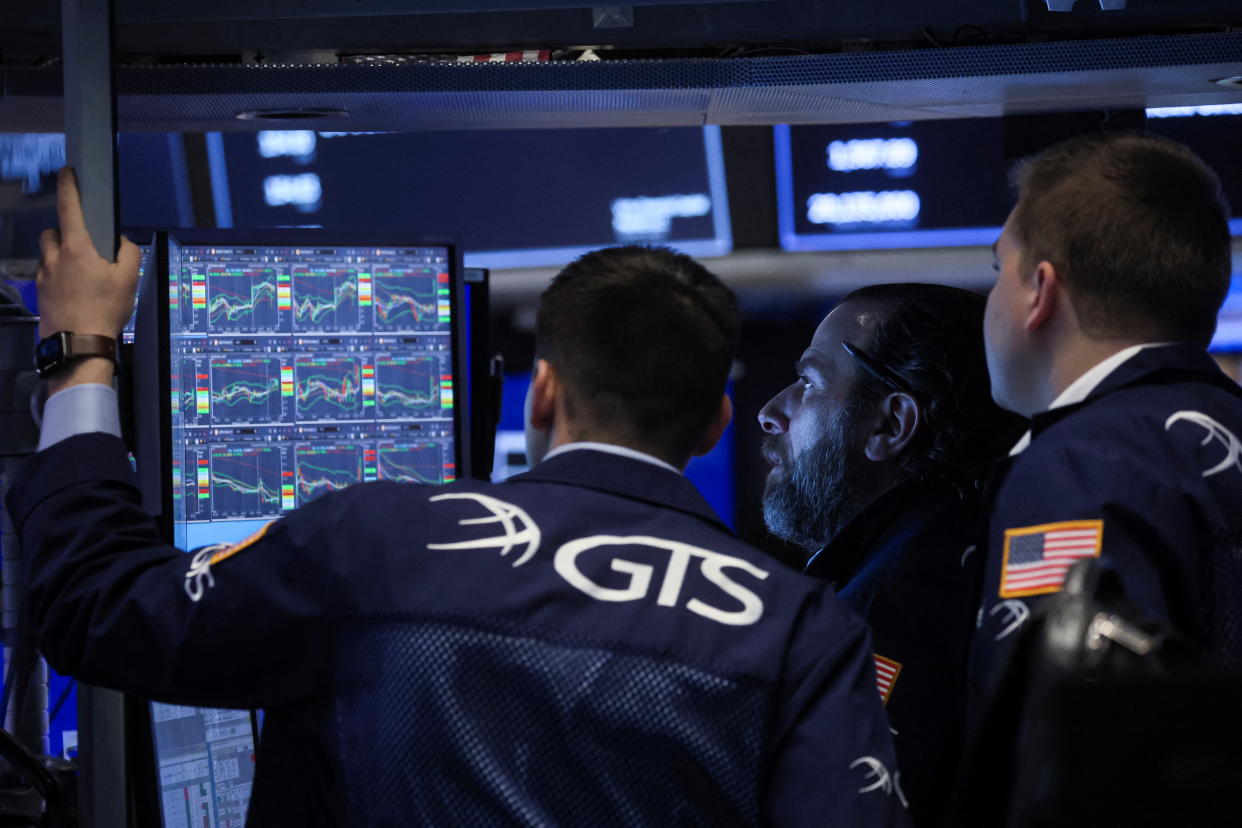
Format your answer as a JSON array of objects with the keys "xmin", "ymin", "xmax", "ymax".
[{"xmin": 168, "ymin": 243, "xmax": 458, "ymax": 533}]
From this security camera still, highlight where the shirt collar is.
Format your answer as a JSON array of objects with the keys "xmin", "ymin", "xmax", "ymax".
[
  {"xmin": 543, "ymin": 441, "xmax": 683, "ymax": 476},
  {"xmin": 1009, "ymin": 342, "xmax": 1172, "ymax": 456}
]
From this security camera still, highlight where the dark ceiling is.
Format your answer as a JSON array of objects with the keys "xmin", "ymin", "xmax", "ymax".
[{"xmin": 2, "ymin": 1, "xmax": 1241, "ymax": 130}]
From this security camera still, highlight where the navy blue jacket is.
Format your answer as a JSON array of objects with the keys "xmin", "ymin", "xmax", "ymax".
[
  {"xmin": 969, "ymin": 344, "xmax": 1242, "ymax": 703},
  {"xmin": 9, "ymin": 436, "xmax": 909, "ymax": 827},
  {"xmin": 806, "ymin": 483, "xmax": 982, "ymax": 827}
]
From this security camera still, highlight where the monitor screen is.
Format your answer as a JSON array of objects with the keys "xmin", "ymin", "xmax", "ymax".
[
  {"xmin": 776, "ymin": 112, "xmax": 1242, "ymax": 253},
  {"xmin": 151, "ymin": 704, "xmax": 257, "ymax": 828},
  {"xmin": 164, "ymin": 234, "xmax": 463, "ymax": 551},
  {"xmin": 1211, "ymin": 274, "xmax": 1242, "ymax": 353},
  {"xmin": 206, "ymin": 127, "xmax": 731, "ymax": 268},
  {"xmin": 774, "ymin": 120, "xmax": 1012, "ymax": 252},
  {"xmin": 490, "ymin": 372, "xmax": 736, "ymax": 528}
]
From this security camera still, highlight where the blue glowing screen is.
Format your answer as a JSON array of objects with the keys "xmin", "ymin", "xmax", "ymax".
[{"xmin": 492, "ymin": 373, "xmax": 735, "ymax": 528}]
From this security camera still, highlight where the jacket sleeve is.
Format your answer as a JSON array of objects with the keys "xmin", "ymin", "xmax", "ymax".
[
  {"xmin": 765, "ymin": 593, "xmax": 912, "ymax": 827},
  {"xmin": 969, "ymin": 442, "xmax": 1203, "ymax": 702},
  {"xmin": 6, "ymin": 433, "xmax": 355, "ymax": 709}
]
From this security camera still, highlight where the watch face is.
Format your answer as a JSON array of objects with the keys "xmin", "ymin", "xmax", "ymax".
[{"xmin": 35, "ymin": 333, "xmax": 67, "ymax": 376}]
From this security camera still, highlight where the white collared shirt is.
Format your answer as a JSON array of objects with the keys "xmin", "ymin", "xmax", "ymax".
[
  {"xmin": 37, "ymin": 382, "xmax": 122, "ymax": 451},
  {"xmin": 1009, "ymin": 342, "xmax": 1172, "ymax": 456},
  {"xmin": 543, "ymin": 441, "xmax": 683, "ymax": 476}
]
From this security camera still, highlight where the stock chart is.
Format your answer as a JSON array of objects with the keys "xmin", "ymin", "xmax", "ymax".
[
  {"xmin": 295, "ymin": 356, "xmax": 366, "ymax": 421},
  {"xmin": 375, "ymin": 355, "xmax": 440, "ymax": 418},
  {"xmin": 292, "ymin": 265, "xmax": 361, "ymax": 332},
  {"xmin": 210, "ymin": 357, "xmax": 291, "ymax": 425},
  {"xmin": 209, "ymin": 445, "xmax": 286, "ymax": 518},
  {"xmin": 205, "ymin": 265, "xmax": 287, "ymax": 333},
  {"xmin": 376, "ymin": 441, "xmax": 449, "ymax": 485},
  {"xmin": 373, "ymin": 267, "xmax": 449, "ymax": 331},
  {"xmin": 296, "ymin": 443, "xmax": 364, "ymax": 505}
]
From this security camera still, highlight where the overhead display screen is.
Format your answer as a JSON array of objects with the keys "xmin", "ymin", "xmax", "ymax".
[
  {"xmin": 774, "ymin": 119, "xmax": 1012, "ymax": 251},
  {"xmin": 1210, "ymin": 274, "xmax": 1242, "ymax": 353},
  {"xmin": 777, "ymin": 109, "xmax": 1242, "ymax": 252},
  {"xmin": 209, "ymin": 127, "xmax": 731, "ymax": 268},
  {"xmin": 166, "ymin": 236, "xmax": 460, "ymax": 551}
]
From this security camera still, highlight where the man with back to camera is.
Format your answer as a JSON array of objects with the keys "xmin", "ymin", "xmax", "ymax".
[
  {"xmin": 757, "ymin": 283, "xmax": 1024, "ymax": 826},
  {"xmin": 969, "ymin": 131, "xmax": 1242, "ymax": 700},
  {"xmin": 9, "ymin": 168, "xmax": 909, "ymax": 826}
]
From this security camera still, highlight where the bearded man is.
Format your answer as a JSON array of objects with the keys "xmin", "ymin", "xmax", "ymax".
[{"xmin": 758, "ymin": 283, "xmax": 1022, "ymax": 827}]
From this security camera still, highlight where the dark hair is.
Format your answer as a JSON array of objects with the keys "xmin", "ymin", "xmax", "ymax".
[
  {"xmin": 843, "ymin": 283, "xmax": 1024, "ymax": 495},
  {"xmin": 1008, "ymin": 131, "xmax": 1232, "ymax": 347},
  {"xmin": 535, "ymin": 246, "xmax": 740, "ymax": 460}
]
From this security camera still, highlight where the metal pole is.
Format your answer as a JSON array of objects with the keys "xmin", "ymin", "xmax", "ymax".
[{"xmin": 62, "ymin": 1, "xmax": 127, "ymax": 825}]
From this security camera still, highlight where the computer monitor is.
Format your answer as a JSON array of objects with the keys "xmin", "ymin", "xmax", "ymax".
[
  {"xmin": 131, "ymin": 229, "xmax": 469, "ymax": 826},
  {"xmin": 149, "ymin": 704, "xmax": 259, "ymax": 827},
  {"xmin": 159, "ymin": 230, "xmax": 468, "ymax": 550},
  {"xmin": 1211, "ymin": 274, "xmax": 1242, "ymax": 353}
]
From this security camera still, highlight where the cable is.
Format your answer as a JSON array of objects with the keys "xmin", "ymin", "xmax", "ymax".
[{"xmin": 47, "ymin": 680, "xmax": 73, "ymax": 726}]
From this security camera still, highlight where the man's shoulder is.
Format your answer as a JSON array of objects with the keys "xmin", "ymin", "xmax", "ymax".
[
  {"xmin": 841, "ymin": 489, "xmax": 982, "ymax": 611},
  {"xmin": 338, "ymin": 474, "xmax": 852, "ymax": 683},
  {"xmin": 343, "ymin": 473, "xmax": 788, "ymax": 574},
  {"xmin": 1024, "ymin": 374, "xmax": 1242, "ymax": 480}
]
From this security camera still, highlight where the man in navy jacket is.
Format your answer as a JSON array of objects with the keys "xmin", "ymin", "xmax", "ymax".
[
  {"xmin": 970, "ymin": 132, "xmax": 1242, "ymax": 702},
  {"xmin": 758, "ymin": 283, "xmax": 1021, "ymax": 826},
  {"xmin": 9, "ymin": 169, "xmax": 907, "ymax": 826}
]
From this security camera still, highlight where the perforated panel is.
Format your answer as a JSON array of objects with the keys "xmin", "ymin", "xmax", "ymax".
[
  {"xmin": 1, "ymin": 31, "xmax": 1239, "ymax": 130},
  {"xmin": 335, "ymin": 617, "xmax": 767, "ymax": 826}
]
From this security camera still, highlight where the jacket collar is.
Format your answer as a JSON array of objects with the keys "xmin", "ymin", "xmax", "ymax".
[
  {"xmin": 1029, "ymin": 342, "xmax": 1241, "ymax": 439},
  {"xmin": 512, "ymin": 448, "xmax": 729, "ymax": 532},
  {"xmin": 804, "ymin": 480, "xmax": 959, "ymax": 587}
]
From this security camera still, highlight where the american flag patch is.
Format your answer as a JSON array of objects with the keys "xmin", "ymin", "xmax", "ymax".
[
  {"xmin": 999, "ymin": 520, "xmax": 1103, "ymax": 598},
  {"xmin": 873, "ymin": 655, "xmax": 901, "ymax": 705}
]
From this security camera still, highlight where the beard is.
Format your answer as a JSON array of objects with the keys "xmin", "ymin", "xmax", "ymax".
[{"xmin": 761, "ymin": 406, "xmax": 870, "ymax": 554}]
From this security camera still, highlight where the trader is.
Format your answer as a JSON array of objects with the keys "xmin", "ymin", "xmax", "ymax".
[
  {"xmin": 758, "ymin": 282, "xmax": 1021, "ymax": 826},
  {"xmin": 970, "ymin": 131, "xmax": 1242, "ymax": 698},
  {"xmin": 10, "ymin": 169, "xmax": 908, "ymax": 826}
]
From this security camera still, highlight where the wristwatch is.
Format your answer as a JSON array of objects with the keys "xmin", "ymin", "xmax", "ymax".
[{"xmin": 34, "ymin": 332, "xmax": 117, "ymax": 378}]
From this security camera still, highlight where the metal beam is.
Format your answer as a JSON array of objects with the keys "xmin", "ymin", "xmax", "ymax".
[{"xmin": 62, "ymin": 2, "xmax": 127, "ymax": 825}]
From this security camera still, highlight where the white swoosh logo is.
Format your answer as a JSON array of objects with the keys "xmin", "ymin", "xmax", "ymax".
[
  {"xmin": 849, "ymin": 756, "xmax": 893, "ymax": 795},
  {"xmin": 1165, "ymin": 410, "xmax": 1242, "ymax": 478},
  {"xmin": 990, "ymin": 599, "xmax": 1030, "ymax": 641},
  {"xmin": 426, "ymin": 492, "xmax": 541, "ymax": 566}
]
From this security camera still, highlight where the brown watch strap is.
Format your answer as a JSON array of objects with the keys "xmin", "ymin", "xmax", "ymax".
[{"xmin": 67, "ymin": 333, "xmax": 118, "ymax": 362}]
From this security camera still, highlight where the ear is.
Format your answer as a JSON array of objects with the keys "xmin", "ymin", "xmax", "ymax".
[
  {"xmin": 1024, "ymin": 260, "xmax": 1062, "ymax": 335},
  {"xmin": 692, "ymin": 394, "xmax": 733, "ymax": 458},
  {"xmin": 863, "ymin": 392, "xmax": 920, "ymax": 463},
  {"xmin": 528, "ymin": 358, "xmax": 560, "ymax": 431}
]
